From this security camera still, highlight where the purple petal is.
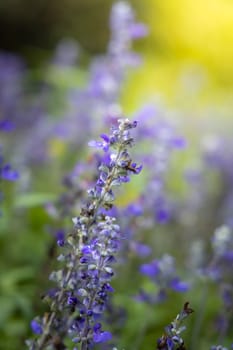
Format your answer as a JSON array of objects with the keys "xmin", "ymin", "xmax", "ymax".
[
  {"xmin": 156, "ymin": 208, "xmax": 170, "ymax": 224},
  {"xmin": 132, "ymin": 242, "xmax": 151, "ymax": 257},
  {"xmin": 93, "ymin": 331, "xmax": 112, "ymax": 343},
  {"xmin": 170, "ymin": 278, "xmax": 190, "ymax": 292},
  {"xmin": 126, "ymin": 203, "xmax": 143, "ymax": 216},
  {"xmin": 130, "ymin": 23, "xmax": 148, "ymax": 38},
  {"xmin": 88, "ymin": 140, "xmax": 103, "ymax": 149},
  {"xmin": 2, "ymin": 164, "xmax": 19, "ymax": 181},
  {"xmin": 140, "ymin": 260, "xmax": 159, "ymax": 278},
  {"xmin": 171, "ymin": 137, "xmax": 187, "ymax": 149},
  {"xmin": 0, "ymin": 119, "xmax": 15, "ymax": 132},
  {"xmin": 100, "ymin": 134, "xmax": 110, "ymax": 143},
  {"xmin": 31, "ymin": 320, "xmax": 43, "ymax": 335}
]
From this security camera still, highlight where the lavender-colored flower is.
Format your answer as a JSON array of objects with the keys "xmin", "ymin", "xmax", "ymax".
[
  {"xmin": 31, "ymin": 320, "xmax": 43, "ymax": 335},
  {"xmin": 140, "ymin": 259, "xmax": 160, "ymax": 278},
  {"xmin": 27, "ymin": 118, "xmax": 141, "ymax": 350},
  {"xmin": 138, "ymin": 255, "xmax": 190, "ymax": 303},
  {"xmin": 93, "ymin": 323, "xmax": 112, "ymax": 343},
  {"xmin": 157, "ymin": 302, "xmax": 194, "ymax": 350},
  {"xmin": 109, "ymin": 1, "xmax": 147, "ymax": 64},
  {"xmin": 0, "ymin": 119, "xmax": 15, "ymax": 132},
  {"xmin": 1, "ymin": 163, "xmax": 19, "ymax": 181}
]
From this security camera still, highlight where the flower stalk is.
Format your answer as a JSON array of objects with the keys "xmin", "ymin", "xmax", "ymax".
[{"xmin": 27, "ymin": 118, "xmax": 142, "ymax": 349}]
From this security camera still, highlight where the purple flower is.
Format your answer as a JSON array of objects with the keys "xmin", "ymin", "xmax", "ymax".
[
  {"xmin": 131, "ymin": 241, "xmax": 151, "ymax": 257},
  {"xmin": 156, "ymin": 208, "xmax": 171, "ymax": 224},
  {"xmin": 130, "ymin": 23, "xmax": 148, "ymax": 39},
  {"xmin": 140, "ymin": 260, "xmax": 159, "ymax": 278},
  {"xmin": 1, "ymin": 164, "xmax": 19, "ymax": 181},
  {"xmin": 30, "ymin": 320, "xmax": 43, "ymax": 335},
  {"xmin": 139, "ymin": 255, "xmax": 189, "ymax": 303},
  {"xmin": 93, "ymin": 330, "xmax": 112, "ymax": 343},
  {"xmin": 67, "ymin": 296, "xmax": 78, "ymax": 306},
  {"xmin": 88, "ymin": 135, "xmax": 110, "ymax": 152},
  {"xmin": 0, "ymin": 119, "xmax": 15, "ymax": 132},
  {"xmin": 56, "ymin": 230, "xmax": 65, "ymax": 246},
  {"xmin": 126, "ymin": 203, "xmax": 143, "ymax": 216},
  {"xmin": 28, "ymin": 118, "xmax": 141, "ymax": 349},
  {"xmin": 129, "ymin": 162, "xmax": 143, "ymax": 174},
  {"xmin": 157, "ymin": 303, "xmax": 194, "ymax": 350},
  {"xmin": 170, "ymin": 277, "xmax": 190, "ymax": 292},
  {"xmin": 170, "ymin": 136, "xmax": 186, "ymax": 149}
]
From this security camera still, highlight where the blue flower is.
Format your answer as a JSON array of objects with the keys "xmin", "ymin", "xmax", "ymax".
[
  {"xmin": 170, "ymin": 277, "xmax": 190, "ymax": 292},
  {"xmin": 1, "ymin": 164, "xmax": 19, "ymax": 181},
  {"xmin": 157, "ymin": 303, "xmax": 193, "ymax": 350},
  {"xmin": 0, "ymin": 119, "xmax": 15, "ymax": 132},
  {"xmin": 139, "ymin": 255, "xmax": 190, "ymax": 303},
  {"xmin": 93, "ymin": 323, "xmax": 112, "ymax": 343},
  {"xmin": 30, "ymin": 320, "xmax": 43, "ymax": 335},
  {"xmin": 140, "ymin": 260, "xmax": 159, "ymax": 278},
  {"xmin": 28, "ymin": 118, "xmax": 141, "ymax": 348},
  {"xmin": 88, "ymin": 134, "xmax": 111, "ymax": 152}
]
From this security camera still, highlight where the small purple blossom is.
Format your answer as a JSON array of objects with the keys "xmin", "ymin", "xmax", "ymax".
[
  {"xmin": 93, "ymin": 323, "xmax": 112, "ymax": 343},
  {"xmin": 67, "ymin": 296, "xmax": 78, "ymax": 306},
  {"xmin": 30, "ymin": 320, "xmax": 43, "ymax": 335},
  {"xmin": 139, "ymin": 255, "xmax": 190, "ymax": 303},
  {"xmin": 156, "ymin": 207, "xmax": 171, "ymax": 224},
  {"xmin": 56, "ymin": 230, "xmax": 65, "ymax": 247},
  {"xmin": 1, "ymin": 163, "xmax": 19, "ymax": 181},
  {"xmin": 140, "ymin": 260, "xmax": 160, "ymax": 278},
  {"xmin": 0, "ymin": 119, "xmax": 15, "ymax": 132},
  {"xmin": 131, "ymin": 241, "xmax": 151, "ymax": 257},
  {"xmin": 129, "ymin": 23, "xmax": 148, "ymax": 39},
  {"xmin": 170, "ymin": 277, "xmax": 190, "ymax": 292},
  {"xmin": 88, "ymin": 134, "xmax": 111, "ymax": 152}
]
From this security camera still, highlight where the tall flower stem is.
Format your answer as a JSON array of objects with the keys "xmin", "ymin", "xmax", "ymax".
[{"xmin": 28, "ymin": 118, "xmax": 142, "ymax": 349}]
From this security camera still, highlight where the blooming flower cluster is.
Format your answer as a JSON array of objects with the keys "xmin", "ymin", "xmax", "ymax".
[{"xmin": 27, "ymin": 118, "xmax": 142, "ymax": 349}]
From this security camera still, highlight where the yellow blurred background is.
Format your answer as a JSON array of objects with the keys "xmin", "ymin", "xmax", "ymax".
[{"xmin": 124, "ymin": 0, "xmax": 233, "ymax": 114}]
